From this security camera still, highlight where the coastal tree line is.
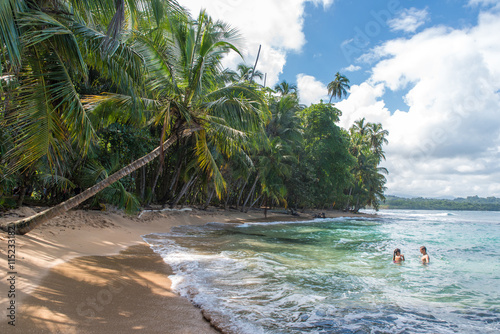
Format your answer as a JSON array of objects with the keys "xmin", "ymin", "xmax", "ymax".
[
  {"xmin": 382, "ymin": 196, "xmax": 500, "ymax": 211},
  {"xmin": 0, "ymin": 0, "xmax": 388, "ymax": 233}
]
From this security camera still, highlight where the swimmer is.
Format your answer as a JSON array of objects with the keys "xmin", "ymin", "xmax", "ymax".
[
  {"xmin": 393, "ymin": 248, "xmax": 405, "ymax": 263},
  {"xmin": 420, "ymin": 246, "xmax": 430, "ymax": 263}
]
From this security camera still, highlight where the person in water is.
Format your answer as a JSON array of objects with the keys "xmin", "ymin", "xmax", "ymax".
[
  {"xmin": 393, "ymin": 248, "xmax": 405, "ymax": 263},
  {"xmin": 420, "ymin": 246, "xmax": 430, "ymax": 263}
]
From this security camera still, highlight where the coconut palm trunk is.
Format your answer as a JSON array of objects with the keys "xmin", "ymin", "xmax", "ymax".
[
  {"xmin": 236, "ymin": 176, "xmax": 249, "ymax": 210},
  {"xmin": 1, "ymin": 128, "xmax": 199, "ymax": 235},
  {"xmin": 241, "ymin": 175, "xmax": 259, "ymax": 212},
  {"xmin": 171, "ymin": 174, "xmax": 198, "ymax": 208}
]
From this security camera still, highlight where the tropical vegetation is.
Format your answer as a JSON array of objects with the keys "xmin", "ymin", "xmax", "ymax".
[{"xmin": 0, "ymin": 0, "xmax": 388, "ymax": 234}]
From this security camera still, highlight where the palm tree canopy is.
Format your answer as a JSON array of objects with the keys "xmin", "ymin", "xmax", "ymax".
[
  {"xmin": 274, "ymin": 80, "xmax": 298, "ymax": 96},
  {"xmin": 128, "ymin": 10, "xmax": 268, "ymax": 196},
  {"xmin": 233, "ymin": 63, "xmax": 264, "ymax": 82},
  {"xmin": 327, "ymin": 72, "xmax": 350, "ymax": 103},
  {"xmin": 0, "ymin": 0, "xmax": 162, "ymax": 174}
]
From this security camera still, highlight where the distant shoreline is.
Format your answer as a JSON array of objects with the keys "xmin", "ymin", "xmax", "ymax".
[
  {"xmin": 382, "ymin": 195, "xmax": 500, "ymax": 211},
  {"xmin": 380, "ymin": 207, "xmax": 500, "ymax": 211}
]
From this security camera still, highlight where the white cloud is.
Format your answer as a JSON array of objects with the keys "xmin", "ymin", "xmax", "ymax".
[
  {"xmin": 388, "ymin": 7, "xmax": 429, "ymax": 33},
  {"xmin": 310, "ymin": 0, "xmax": 334, "ymax": 9},
  {"xmin": 181, "ymin": 0, "xmax": 334, "ymax": 87},
  {"xmin": 339, "ymin": 9, "xmax": 500, "ymax": 197},
  {"xmin": 336, "ymin": 83, "xmax": 391, "ymax": 129},
  {"xmin": 296, "ymin": 74, "xmax": 329, "ymax": 106},
  {"xmin": 342, "ymin": 64, "xmax": 362, "ymax": 72},
  {"xmin": 468, "ymin": 0, "xmax": 499, "ymax": 6}
]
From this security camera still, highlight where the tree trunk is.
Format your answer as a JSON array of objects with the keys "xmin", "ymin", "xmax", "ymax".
[
  {"xmin": 165, "ymin": 156, "xmax": 183, "ymax": 202},
  {"xmin": 15, "ymin": 170, "xmax": 33, "ymax": 207},
  {"xmin": 354, "ymin": 196, "xmax": 360, "ymax": 213},
  {"xmin": 224, "ymin": 189, "xmax": 230, "ymax": 210},
  {"xmin": 246, "ymin": 194, "xmax": 262, "ymax": 213},
  {"xmin": 0, "ymin": 127, "xmax": 199, "ymax": 235},
  {"xmin": 190, "ymin": 188, "xmax": 201, "ymax": 207},
  {"xmin": 16, "ymin": 186, "xmax": 27, "ymax": 207},
  {"xmin": 204, "ymin": 186, "xmax": 215, "ymax": 210},
  {"xmin": 147, "ymin": 158, "xmax": 164, "ymax": 205},
  {"xmin": 236, "ymin": 176, "xmax": 249, "ymax": 210},
  {"xmin": 344, "ymin": 187, "xmax": 353, "ymax": 211},
  {"xmin": 264, "ymin": 197, "xmax": 267, "ymax": 218},
  {"xmin": 171, "ymin": 174, "xmax": 198, "ymax": 208},
  {"xmin": 241, "ymin": 175, "xmax": 259, "ymax": 212},
  {"xmin": 140, "ymin": 166, "xmax": 146, "ymax": 200}
]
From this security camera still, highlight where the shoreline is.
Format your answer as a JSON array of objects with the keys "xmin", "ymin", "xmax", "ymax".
[{"xmin": 0, "ymin": 207, "xmax": 375, "ymax": 333}]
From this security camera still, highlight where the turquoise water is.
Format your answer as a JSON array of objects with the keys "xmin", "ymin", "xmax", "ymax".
[{"xmin": 143, "ymin": 210, "xmax": 500, "ymax": 333}]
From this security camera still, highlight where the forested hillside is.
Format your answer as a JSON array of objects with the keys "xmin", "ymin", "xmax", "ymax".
[{"xmin": 382, "ymin": 195, "xmax": 500, "ymax": 211}]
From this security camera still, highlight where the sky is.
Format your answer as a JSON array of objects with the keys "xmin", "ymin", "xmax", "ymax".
[{"xmin": 181, "ymin": 0, "xmax": 500, "ymax": 199}]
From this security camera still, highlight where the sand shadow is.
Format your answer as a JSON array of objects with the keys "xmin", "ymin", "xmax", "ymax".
[{"xmin": 12, "ymin": 244, "xmax": 218, "ymax": 334}]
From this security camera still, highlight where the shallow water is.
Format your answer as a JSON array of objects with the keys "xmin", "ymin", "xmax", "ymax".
[{"xmin": 143, "ymin": 210, "xmax": 500, "ymax": 333}]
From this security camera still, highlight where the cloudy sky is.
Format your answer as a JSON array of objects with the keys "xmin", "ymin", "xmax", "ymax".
[{"xmin": 181, "ymin": 0, "xmax": 500, "ymax": 199}]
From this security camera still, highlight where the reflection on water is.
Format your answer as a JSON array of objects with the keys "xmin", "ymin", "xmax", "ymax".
[{"xmin": 144, "ymin": 210, "xmax": 500, "ymax": 334}]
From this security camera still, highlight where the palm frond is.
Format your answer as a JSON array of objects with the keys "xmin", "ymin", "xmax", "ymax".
[
  {"xmin": 72, "ymin": 22, "xmax": 146, "ymax": 98},
  {"xmin": 195, "ymin": 130, "xmax": 226, "ymax": 198},
  {"xmin": 39, "ymin": 173, "xmax": 76, "ymax": 191},
  {"xmin": 204, "ymin": 83, "xmax": 269, "ymax": 131},
  {"xmin": 19, "ymin": 10, "xmax": 87, "ymax": 78},
  {"xmin": 4, "ymin": 56, "xmax": 78, "ymax": 173},
  {"xmin": 0, "ymin": 0, "xmax": 26, "ymax": 70},
  {"xmin": 83, "ymin": 93, "xmax": 150, "ymax": 128}
]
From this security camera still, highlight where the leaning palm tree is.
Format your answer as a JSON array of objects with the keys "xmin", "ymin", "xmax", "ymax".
[
  {"xmin": 327, "ymin": 72, "xmax": 350, "ymax": 103},
  {"xmin": 1, "ymin": 9, "xmax": 267, "ymax": 234}
]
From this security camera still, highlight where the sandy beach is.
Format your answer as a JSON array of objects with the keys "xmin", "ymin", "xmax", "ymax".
[{"xmin": 0, "ymin": 206, "xmax": 373, "ymax": 333}]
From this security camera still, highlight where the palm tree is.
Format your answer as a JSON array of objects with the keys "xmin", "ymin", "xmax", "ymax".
[
  {"xmin": 135, "ymin": 10, "xmax": 267, "ymax": 194},
  {"xmin": 351, "ymin": 118, "xmax": 369, "ymax": 137},
  {"xmin": 266, "ymin": 94, "xmax": 303, "ymax": 144},
  {"xmin": 346, "ymin": 118, "xmax": 388, "ymax": 212},
  {"xmin": 274, "ymin": 80, "xmax": 298, "ymax": 96},
  {"xmin": 225, "ymin": 63, "xmax": 264, "ymax": 82},
  {"xmin": 257, "ymin": 93, "xmax": 303, "ymax": 210},
  {"xmin": 368, "ymin": 122, "xmax": 389, "ymax": 163},
  {"xmin": 0, "ymin": 0, "xmax": 154, "ymax": 175},
  {"xmin": 327, "ymin": 72, "xmax": 350, "ymax": 103},
  {"xmin": 256, "ymin": 137, "xmax": 292, "ymax": 211},
  {"xmin": 1, "ymin": 9, "xmax": 267, "ymax": 234}
]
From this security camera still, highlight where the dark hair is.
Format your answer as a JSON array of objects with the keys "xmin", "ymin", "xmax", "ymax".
[
  {"xmin": 420, "ymin": 246, "xmax": 427, "ymax": 252},
  {"xmin": 393, "ymin": 248, "xmax": 400, "ymax": 261}
]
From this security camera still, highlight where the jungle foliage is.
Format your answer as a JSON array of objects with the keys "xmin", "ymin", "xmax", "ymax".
[{"xmin": 0, "ymin": 0, "xmax": 388, "ymax": 218}]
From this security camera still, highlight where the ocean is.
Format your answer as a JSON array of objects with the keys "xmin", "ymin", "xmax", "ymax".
[{"xmin": 143, "ymin": 210, "xmax": 500, "ymax": 333}]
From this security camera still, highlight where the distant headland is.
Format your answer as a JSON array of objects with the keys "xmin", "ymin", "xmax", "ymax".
[{"xmin": 381, "ymin": 195, "xmax": 500, "ymax": 211}]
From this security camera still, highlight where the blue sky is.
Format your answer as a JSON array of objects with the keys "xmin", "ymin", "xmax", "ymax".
[
  {"xmin": 183, "ymin": 0, "xmax": 500, "ymax": 199},
  {"xmin": 281, "ymin": 0, "xmax": 481, "ymax": 111}
]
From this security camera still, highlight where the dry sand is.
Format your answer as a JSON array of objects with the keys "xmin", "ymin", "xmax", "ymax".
[{"xmin": 0, "ymin": 206, "xmax": 373, "ymax": 333}]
